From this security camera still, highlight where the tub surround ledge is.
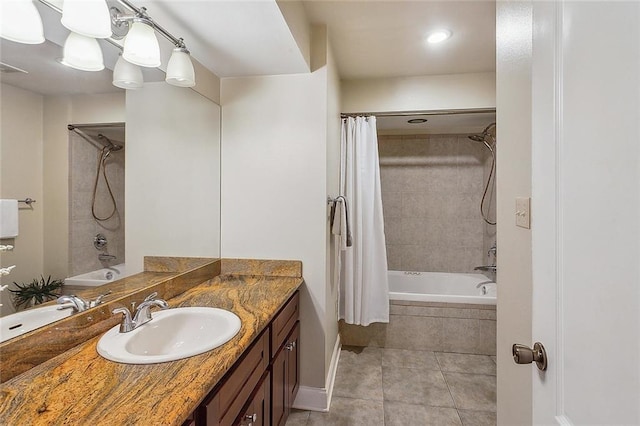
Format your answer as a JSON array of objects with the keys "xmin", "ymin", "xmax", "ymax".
[{"xmin": 0, "ymin": 265, "xmax": 303, "ymax": 425}]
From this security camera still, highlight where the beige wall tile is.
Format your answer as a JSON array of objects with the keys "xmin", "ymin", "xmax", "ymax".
[{"xmin": 379, "ymin": 134, "xmax": 491, "ymax": 274}]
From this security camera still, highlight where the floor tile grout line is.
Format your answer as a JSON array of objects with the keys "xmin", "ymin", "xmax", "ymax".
[
  {"xmin": 380, "ymin": 355, "xmax": 386, "ymax": 426},
  {"xmin": 381, "ymin": 364, "xmax": 496, "ymax": 377},
  {"xmin": 383, "ymin": 399, "xmax": 462, "ymax": 411}
]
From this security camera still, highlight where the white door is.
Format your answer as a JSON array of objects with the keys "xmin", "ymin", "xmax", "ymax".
[{"xmin": 531, "ymin": 1, "xmax": 640, "ymax": 424}]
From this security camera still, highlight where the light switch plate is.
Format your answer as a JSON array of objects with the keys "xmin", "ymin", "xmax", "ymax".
[{"xmin": 516, "ymin": 197, "xmax": 531, "ymax": 229}]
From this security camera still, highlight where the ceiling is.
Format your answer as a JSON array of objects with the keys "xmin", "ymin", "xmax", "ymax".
[
  {"xmin": 303, "ymin": 0, "xmax": 496, "ymax": 79},
  {"xmin": 1, "ymin": 1, "xmax": 496, "ymax": 99},
  {"xmin": 376, "ymin": 111, "xmax": 496, "ymax": 135},
  {"xmin": 150, "ymin": 0, "xmax": 496, "ymax": 79}
]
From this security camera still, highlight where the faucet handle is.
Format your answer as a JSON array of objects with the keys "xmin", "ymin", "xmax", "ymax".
[
  {"xmin": 112, "ymin": 307, "xmax": 135, "ymax": 333},
  {"xmin": 89, "ymin": 290, "xmax": 112, "ymax": 308},
  {"xmin": 56, "ymin": 295, "xmax": 89, "ymax": 312},
  {"xmin": 143, "ymin": 292, "xmax": 158, "ymax": 302}
]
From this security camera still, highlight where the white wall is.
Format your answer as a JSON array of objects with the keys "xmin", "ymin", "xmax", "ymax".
[
  {"xmin": 496, "ymin": 2, "xmax": 533, "ymax": 424},
  {"xmin": 341, "ymin": 72, "xmax": 496, "ymax": 113},
  {"xmin": 0, "ymin": 84, "xmax": 44, "ymax": 315},
  {"xmin": 320, "ymin": 26, "xmax": 341, "ymax": 381},
  {"xmin": 221, "ymin": 73, "xmax": 327, "ymax": 388},
  {"xmin": 221, "ymin": 28, "xmax": 338, "ymax": 392},
  {"xmin": 126, "ymin": 83, "xmax": 221, "ymax": 273}
]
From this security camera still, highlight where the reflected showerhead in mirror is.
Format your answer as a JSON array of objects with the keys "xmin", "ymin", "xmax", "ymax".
[
  {"xmin": 98, "ymin": 134, "xmax": 123, "ymax": 152},
  {"xmin": 468, "ymin": 134, "xmax": 486, "ymax": 142}
]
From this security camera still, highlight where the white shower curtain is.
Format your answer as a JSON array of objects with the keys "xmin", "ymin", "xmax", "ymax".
[{"xmin": 338, "ymin": 116, "xmax": 389, "ymax": 326}]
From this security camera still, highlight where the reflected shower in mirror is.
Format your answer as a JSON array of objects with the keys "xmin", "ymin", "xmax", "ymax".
[{"xmin": 66, "ymin": 123, "xmax": 128, "ymax": 285}]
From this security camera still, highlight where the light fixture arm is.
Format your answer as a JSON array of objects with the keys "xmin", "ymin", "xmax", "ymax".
[{"xmin": 114, "ymin": 0, "xmax": 188, "ymax": 49}]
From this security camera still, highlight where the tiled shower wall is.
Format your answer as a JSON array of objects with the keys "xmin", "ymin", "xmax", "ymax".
[
  {"xmin": 379, "ymin": 134, "xmax": 495, "ymax": 273},
  {"xmin": 68, "ymin": 132, "xmax": 125, "ymax": 276}
]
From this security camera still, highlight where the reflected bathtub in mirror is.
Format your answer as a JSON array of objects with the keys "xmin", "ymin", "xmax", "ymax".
[
  {"xmin": 0, "ymin": 304, "xmax": 73, "ymax": 343},
  {"xmin": 64, "ymin": 263, "xmax": 131, "ymax": 287}
]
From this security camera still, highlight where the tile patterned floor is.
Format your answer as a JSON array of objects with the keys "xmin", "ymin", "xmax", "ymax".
[{"xmin": 286, "ymin": 346, "xmax": 496, "ymax": 426}]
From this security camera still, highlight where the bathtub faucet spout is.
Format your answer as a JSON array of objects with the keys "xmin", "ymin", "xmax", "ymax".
[
  {"xmin": 99, "ymin": 254, "xmax": 117, "ymax": 262},
  {"xmin": 474, "ymin": 265, "xmax": 497, "ymax": 273}
]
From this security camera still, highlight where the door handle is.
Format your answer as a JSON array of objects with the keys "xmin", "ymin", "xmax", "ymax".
[{"xmin": 512, "ymin": 342, "xmax": 547, "ymax": 371}]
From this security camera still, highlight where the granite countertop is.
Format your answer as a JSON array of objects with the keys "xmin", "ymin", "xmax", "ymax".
[{"xmin": 0, "ymin": 273, "xmax": 303, "ymax": 425}]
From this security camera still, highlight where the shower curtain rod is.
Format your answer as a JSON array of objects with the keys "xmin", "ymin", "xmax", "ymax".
[
  {"xmin": 68, "ymin": 123, "xmax": 125, "ymax": 129},
  {"xmin": 340, "ymin": 108, "xmax": 496, "ymax": 119},
  {"xmin": 67, "ymin": 125, "xmax": 122, "ymax": 152}
]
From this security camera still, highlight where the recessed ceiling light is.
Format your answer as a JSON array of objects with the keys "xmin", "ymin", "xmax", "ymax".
[
  {"xmin": 408, "ymin": 118, "xmax": 428, "ymax": 124},
  {"xmin": 427, "ymin": 30, "xmax": 452, "ymax": 44}
]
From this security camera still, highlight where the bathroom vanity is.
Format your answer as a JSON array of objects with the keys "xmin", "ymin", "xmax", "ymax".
[
  {"xmin": 0, "ymin": 258, "xmax": 303, "ymax": 426},
  {"xmin": 191, "ymin": 291, "xmax": 300, "ymax": 426}
]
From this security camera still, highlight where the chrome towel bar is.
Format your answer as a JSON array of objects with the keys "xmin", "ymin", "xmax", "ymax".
[{"xmin": 18, "ymin": 198, "xmax": 36, "ymax": 205}]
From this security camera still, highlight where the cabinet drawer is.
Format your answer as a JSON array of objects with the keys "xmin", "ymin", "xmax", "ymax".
[
  {"xmin": 204, "ymin": 330, "xmax": 270, "ymax": 426},
  {"xmin": 271, "ymin": 292, "xmax": 299, "ymax": 358}
]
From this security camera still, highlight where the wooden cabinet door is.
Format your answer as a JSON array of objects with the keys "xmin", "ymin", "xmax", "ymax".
[
  {"xmin": 286, "ymin": 322, "xmax": 300, "ymax": 409},
  {"xmin": 236, "ymin": 372, "xmax": 270, "ymax": 426},
  {"xmin": 271, "ymin": 345, "xmax": 287, "ymax": 426},
  {"xmin": 272, "ymin": 321, "xmax": 300, "ymax": 426},
  {"xmin": 203, "ymin": 332, "xmax": 270, "ymax": 426}
]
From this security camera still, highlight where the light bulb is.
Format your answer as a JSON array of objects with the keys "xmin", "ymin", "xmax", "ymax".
[
  {"xmin": 61, "ymin": 32, "xmax": 104, "ymax": 72},
  {"xmin": 122, "ymin": 19, "xmax": 161, "ymax": 68},
  {"xmin": 61, "ymin": 0, "xmax": 111, "ymax": 39},
  {"xmin": 113, "ymin": 54, "xmax": 143, "ymax": 89},
  {"xmin": 426, "ymin": 30, "xmax": 452, "ymax": 44},
  {"xmin": 0, "ymin": 0, "xmax": 44, "ymax": 44},
  {"xmin": 165, "ymin": 48, "xmax": 195, "ymax": 87}
]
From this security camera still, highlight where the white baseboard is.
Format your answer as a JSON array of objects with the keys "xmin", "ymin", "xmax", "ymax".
[{"xmin": 293, "ymin": 334, "xmax": 341, "ymax": 412}]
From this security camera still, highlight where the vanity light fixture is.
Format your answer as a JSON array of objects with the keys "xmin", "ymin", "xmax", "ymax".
[
  {"xmin": 111, "ymin": 2, "xmax": 196, "ymax": 86},
  {"xmin": 61, "ymin": 31, "xmax": 105, "ymax": 71},
  {"xmin": 3, "ymin": 0, "xmax": 196, "ymax": 88},
  {"xmin": 426, "ymin": 29, "xmax": 452, "ymax": 44},
  {"xmin": 61, "ymin": 0, "xmax": 112, "ymax": 39},
  {"xmin": 0, "ymin": 0, "xmax": 45, "ymax": 44},
  {"xmin": 112, "ymin": 53, "xmax": 143, "ymax": 89}
]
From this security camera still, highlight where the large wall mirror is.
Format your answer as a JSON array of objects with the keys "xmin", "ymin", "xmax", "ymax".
[{"xmin": 0, "ymin": 2, "xmax": 221, "ymax": 331}]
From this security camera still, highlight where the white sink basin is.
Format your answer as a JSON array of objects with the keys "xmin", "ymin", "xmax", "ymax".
[
  {"xmin": 97, "ymin": 307, "xmax": 241, "ymax": 364},
  {"xmin": 0, "ymin": 304, "xmax": 73, "ymax": 343}
]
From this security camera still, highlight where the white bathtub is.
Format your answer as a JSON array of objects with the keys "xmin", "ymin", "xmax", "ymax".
[
  {"xmin": 388, "ymin": 271, "xmax": 496, "ymax": 305},
  {"xmin": 64, "ymin": 263, "xmax": 131, "ymax": 287}
]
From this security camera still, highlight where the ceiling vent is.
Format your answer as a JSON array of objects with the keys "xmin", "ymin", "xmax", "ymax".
[{"xmin": 0, "ymin": 62, "xmax": 28, "ymax": 74}]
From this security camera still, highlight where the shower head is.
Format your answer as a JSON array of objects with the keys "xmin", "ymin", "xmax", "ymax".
[
  {"xmin": 98, "ymin": 134, "xmax": 123, "ymax": 152},
  {"xmin": 468, "ymin": 134, "xmax": 486, "ymax": 142},
  {"xmin": 468, "ymin": 122, "xmax": 497, "ymax": 151}
]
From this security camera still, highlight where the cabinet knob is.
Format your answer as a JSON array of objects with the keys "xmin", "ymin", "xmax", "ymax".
[
  {"xmin": 242, "ymin": 413, "xmax": 257, "ymax": 425},
  {"xmin": 285, "ymin": 341, "xmax": 296, "ymax": 351}
]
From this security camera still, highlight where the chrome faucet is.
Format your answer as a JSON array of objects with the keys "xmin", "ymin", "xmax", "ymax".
[
  {"xmin": 474, "ymin": 265, "xmax": 497, "ymax": 273},
  {"xmin": 57, "ymin": 295, "xmax": 89, "ymax": 312},
  {"xmin": 98, "ymin": 254, "xmax": 117, "ymax": 262},
  {"xmin": 57, "ymin": 290, "xmax": 111, "ymax": 313},
  {"xmin": 112, "ymin": 292, "xmax": 169, "ymax": 333}
]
